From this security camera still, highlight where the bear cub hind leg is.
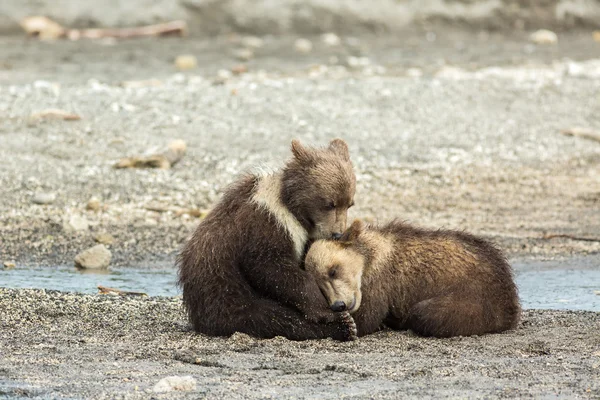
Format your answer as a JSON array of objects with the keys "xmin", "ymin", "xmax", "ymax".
[{"xmin": 407, "ymin": 287, "xmax": 510, "ymax": 338}]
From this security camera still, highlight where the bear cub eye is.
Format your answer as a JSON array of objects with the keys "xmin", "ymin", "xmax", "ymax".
[
  {"xmin": 328, "ymin": 267, "xmax": 337, "ymax": 279},
  {"xmin": 326, "ymin": 201, "xmax": 336, "ymax": 210}
]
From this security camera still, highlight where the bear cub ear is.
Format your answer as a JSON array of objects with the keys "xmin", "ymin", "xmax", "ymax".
[
  {"xmin": 328, "ymin": 138, "xmax": 350, "ymax": 161},
  {"xmin": 291, "ymin": 139, "xmax": 315, "ymax": 163},
  {"xmin": 340, "ymin": 219, "xmax": 363, "ymax": 242}
]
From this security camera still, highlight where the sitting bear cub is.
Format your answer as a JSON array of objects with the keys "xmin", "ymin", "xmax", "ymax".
[
  {"xmin": 304, "ymin": 219, "xmax": 521, "ymax": 337},
  {"xmin": 178, "ymin": 139, "xmax": 358, "ymax": 341}
]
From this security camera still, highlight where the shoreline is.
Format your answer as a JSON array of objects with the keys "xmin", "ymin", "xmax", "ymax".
[{"xmin": 1, "ymin": 288, "xmax": 599, "ymax": 399}]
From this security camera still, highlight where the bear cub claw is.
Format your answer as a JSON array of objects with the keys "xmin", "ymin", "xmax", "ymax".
[{"xmin": 338, "ymin": 311, "xmax": 358, "ymax": 341}]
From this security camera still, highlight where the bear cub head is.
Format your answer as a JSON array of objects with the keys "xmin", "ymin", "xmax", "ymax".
[
  {"xmin": 304, "ymin": 220, "xmax": 366, "ymax": 313},
  {"xmin": 282, "ymin": 138, "xmax": 356, "ymax": 241}
]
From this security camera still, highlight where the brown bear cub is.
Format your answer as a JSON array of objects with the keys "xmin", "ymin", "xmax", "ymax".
[
  {"xmin": 178, "ymin": 139, "xmax": 358, "ymax": 341},
  {"xmin": 304, "ymin": 220, "xmax": 521, "ymax": 337}
]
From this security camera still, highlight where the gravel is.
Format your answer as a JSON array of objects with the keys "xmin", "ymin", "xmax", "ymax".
[
  {"xmin": 0, "ymin": 288, "xmax": 598, "ymax": 399},
  {"xmin": 0, "ymin": 29, "xmax": 599, "ymax": 398}
]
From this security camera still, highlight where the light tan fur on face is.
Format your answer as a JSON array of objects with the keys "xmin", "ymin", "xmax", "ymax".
[
  {"xmin": 251, "ymin": 171, "xmax": 308, "ymax": 260},
  {"xmin": 305, "ymin": 241, "xmax": 364, "ymax": 313}
]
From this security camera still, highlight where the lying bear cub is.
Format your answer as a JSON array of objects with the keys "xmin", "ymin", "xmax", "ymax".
[{"xmin": 304, "ymin": 219, "xmax": 521, "ymax": 337}]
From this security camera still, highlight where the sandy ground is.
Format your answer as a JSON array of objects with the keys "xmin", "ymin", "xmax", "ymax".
[
  {"xmin": 1, "ymin": 289, "xmax": 599, "ymax": 399},
  {"xmin": 0, "ymin": 29, "xmax": 600, "ymax": 398}
]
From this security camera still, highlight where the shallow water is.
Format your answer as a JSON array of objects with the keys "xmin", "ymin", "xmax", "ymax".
[{"xmin": 0, "ymin": 258, "xmax": 599, "ymax": 311}]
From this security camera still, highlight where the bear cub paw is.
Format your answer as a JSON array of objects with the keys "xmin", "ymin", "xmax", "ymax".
[{"xmin": 338, "ymin": 311, "xmax": 358, "ymax": 341}]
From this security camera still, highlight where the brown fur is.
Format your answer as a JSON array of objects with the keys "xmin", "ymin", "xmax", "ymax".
[
  {"xmin": 305, "ymin": 220, "xmax": 521, "ymax": 338},
  {"xmin": 177, "ymin": 139, "xmax": 357, "ymax": 341}
]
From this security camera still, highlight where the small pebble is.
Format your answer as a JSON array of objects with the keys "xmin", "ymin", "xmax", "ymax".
[
  {"xmin": 242, "ymin": 36, "xmax": 264, "ymax": 49},
  {"xmin": 94, "ymin": 233, "xmax": 115, "ymax": 246},
  {"xmin": 406, "ymin": 68, "xmax": 423, "ymax": 78},
  {"xmin": 174, "ymin": 54, "xmax": 197, "ymax": 71},
  {"xmin": 3, "ymin": 261, "xmax": 16, "ymax": 270},
  {"xmin": 347, "ymin": 56, "xmax": 371, "ymax": 68},
  {"xmin": 529, "ymin": 29, "xmax": 557, "ymax": 45},
  {"xmin": 593, "ymin": 31, "xmax": 600, "ymax": 43},
  {"xmin": 231, "ymin": 64, "xmax": 248, "ymax": 75},
  {"xmin": 74, "ymin": 244, "xmax": 111, "ymax": 269},
  {"xmin": 214, "ymin": 69, "xmax": 233, "ymax": 85},
  {"xmin": 153, "ymin": 376, "xmax": 197, "ymax": 393},
  {"xmin": 63, "ymin": 215, "xmax": 89, "ymax": 232},
  {"xmin": 32, "ymin": 191, "xmax": 56, "ymax": 205},
  {"xmin": 294, "ymin": 38, "xmax": 313, "ymax": 53},
  {"xmin": 86, "ymin": 197, "xmax": 101, "ymax": 211},
  {"xmin": 321, "ymin": 32, "xmax": 341, "ymax": 46},
  {"xmin": 233, "ymin": 48, "xmax": 254, "ymax": 61}
]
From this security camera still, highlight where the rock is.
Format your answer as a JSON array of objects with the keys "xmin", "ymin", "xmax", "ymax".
[
  {"xmin": 74, "ymin": 244, "xmax": 111, "ymax": 269},
  {"xmin": 86, "ymin": 197, "xmax": 101, "ymax": 211},
  {"xmin": 406, "ymin": 68, "xmax": 423, "ymax": 78},
  {"xmin": 435, "ymin": 66, "xmax": 471, "ymax": 80},
  {"xmin": 321, "ymin": 32, "xmax": 341, "ymax": 46},
  {"xmin": 214, "ymin": 69, "xmax": 233, "ymax": 85},
  {"xmin": 32, "ymin": 191, "xmax": 56, "ymax": 205},
  {"xmin": 174, "ymin": 54, "xmax": 197, "ymax": 71},
  {"xmin": 63, "ymin": 215, "xmax": 89, "ymax": 232},
  {"xmin": 347, "ymin": 56, "xmax": 371, "ymax": 68},
  {"xmin": 3, "ymin": 261, "xmax": 16, "ymax": 270},
  {"xmin": 217, "ymin": 69, "xmax": 233, "ymax": 80},
  {"xmin": 30, "ymin": 109, "xmax": 81, "ymax": 121},
  {"xmin": 231, "ymin": 64, "xmax": 248, "ymax": 75},
  {"xmin": 20, "ymin": 16, "xmax": 65, "ymax": 40},
  {"xmin": 529, "ymin": 29, "xmax": 557, "ymax": 45},
  {"xmin": 294, "ymin": 38, "xmax": 313, "ymax": 53},
  {"xmin": 94, "ymin": 233, "xmax": 115, "ymax": 245},
  {"xmin": 594, "ymin": 31, "xmax": 600, "ymax": 43},
  {"xmin": 241, "ymin": 36, "xmax": 264, "ymax": 49},
  {"xmin": 153, "ymin": 376, "xmax": 197, "ymax": 393},
  {"xmin": 233, "ymin": 48, "xmax": 254, "ymax": 61}
]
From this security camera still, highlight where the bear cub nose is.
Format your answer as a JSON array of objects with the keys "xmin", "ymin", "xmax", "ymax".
[
  {"xmin": 331, "ymin": 232, "xmax": 343, "ymax": 240},
  {"xmin": 331, "ymin": 300, "xmax": 346, "ymax": 312}
]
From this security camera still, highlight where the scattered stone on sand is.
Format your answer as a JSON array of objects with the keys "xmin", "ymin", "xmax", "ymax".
[
  {"xmin": 321, "ymin": 32, "xmax": 341, "ymax": 46},
  {"xmin": 347, "ymin": 56, "xmax": 371, "ymax": 68},
  {"xmin": 435, "ymin": 65, "xmax": 470, "ymax": 79},
  {"xmin": 94, "ymin": 233, "xmax": 115, "ymax": 245},
  {"xmin": 406, "ymin": 67, "xmax": 423, "ymax": 78},
  {"xmin": 33, "ymin": 80, "xmax": 60, "ymax": 96},
  {"xmin": 74, "ymin": 244, "xmax": 111, "ymax": 269},
  {"xmin": 30, "ymin": 109, "xmax": 81, "ymax": 121},
  {"xmin": 153, "ymin": 376, "xmax": 197, "ymax": 393},
  {"xmin": 32, "ymin": 191, "xmax": 56, "ymax": 205},
  {"xmin": 174, "ymin": 54, "xmax": 197, "ymax": 71},
  {"xmin": 20, "ymin": 16, "xmax": 65, "ymax": 40},
  {"xmin": 294, "ymin": 38, "xmax": 313, "ymax": 53},
  {"xmin": 214, "ymin": 69, "xmax": 233, "ymax": 85},
  {"xmin": 2, "ymin": 261, "xmax": 16, "ymax": 270},
  {"xmin": 231, "ymin": 64, "xmax": 248, "ymax": 75},
  {"xmin": 241, "ymin": 36, "xmax": 264, "ymax": 49},
  {"xmin": 560, "ymin": 127, "xmax": 600, "ymax": 143},
  {"xmin": 97, "ymin": 285, "xmax": 146, "ymax": 297},
  {"xmin": 529, "ymin": 29, "xmax": 558, "ymax": 45},
  {"xmin": 114, "ymin": 140, "xmax": 186, "ymax": 169},
  {"xmin": 86, "ymin": 197, "xmax": 101, "ymax": 211},
  {"xmin": 233, "ymin": 48, "xmax": 254, "ymax": 61},
  {"xmin": 63, "ymin": 215, "xmax": 90, "ymax": 232}
]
